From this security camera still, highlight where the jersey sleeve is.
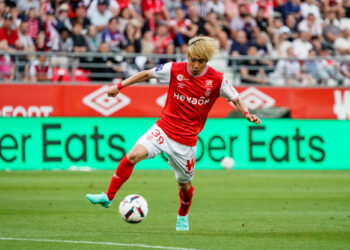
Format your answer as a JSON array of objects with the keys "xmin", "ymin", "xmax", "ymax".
[
  {"xmin": 219, "ymin": 75, "xmax": 239, "ymax": 101},
  {"xmin": 151, "ymin": 62, "xmax": 172, "ymax": 84}
]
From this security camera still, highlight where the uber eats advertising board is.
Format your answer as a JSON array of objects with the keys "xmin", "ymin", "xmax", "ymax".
[{"xmin": 0, "ymin": 118, "xmax": 349, "ymax": 170}]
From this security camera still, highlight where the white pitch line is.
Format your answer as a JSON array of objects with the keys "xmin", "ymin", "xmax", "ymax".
[{"xmin": 0, "ymin": 237, "xmax": 200, "ymax": 250}]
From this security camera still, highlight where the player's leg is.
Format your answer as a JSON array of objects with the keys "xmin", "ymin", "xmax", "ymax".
[
  {"xmin": 176, "ymin": 181, "xmax": 194, "ymax": 231},
  {"xmin": 86, "ymin": 144, "xmax": 148, "ymax": 208},
  {"xmin": 86, "ymin": 124, "xmax": 164, "ymax": 208},
  {"xmin": 105, "ymin": 144, "xmax": 148, "ymax": 201},
  {"xmin": 178, "ymin": 181, "xmax": 194, "ymax": 216},
  {"xmin": 166, "ymin": 142, "xmax": 196, "ymax": 231}
]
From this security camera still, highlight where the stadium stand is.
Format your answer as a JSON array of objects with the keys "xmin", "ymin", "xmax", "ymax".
[{"xmin": 0, "ymin": 0, "xmax": 349, "ymax": 85}]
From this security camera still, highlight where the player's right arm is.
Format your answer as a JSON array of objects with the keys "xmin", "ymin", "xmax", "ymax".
[
  {"xmin": 107, "ymin": 69, "xmax": 154, "ymax": 97},
  {"xmin": 108, "ymin": 62, "xmax": 172, "ymax": 97}
]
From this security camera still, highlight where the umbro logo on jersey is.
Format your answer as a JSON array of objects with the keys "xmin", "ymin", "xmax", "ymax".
[
  {"xmin": 82, "ymin": 85, "xmax": 131, "ymax": 116},
  {"xmin": 177, "ymin": 82, "xmax": 185, "ymax": 88}
]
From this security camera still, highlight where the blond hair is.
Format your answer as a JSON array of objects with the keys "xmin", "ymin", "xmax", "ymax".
[{"xmin": 187, "ymin": 36, "xmax": 219, "ymax": 61}]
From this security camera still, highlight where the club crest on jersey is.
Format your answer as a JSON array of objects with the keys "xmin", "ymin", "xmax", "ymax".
[
  {"xmin": 177, "ymin": 74, "xmax": 184, "ymax": 81},
  {"xmin": 205, "ymin": 80, "xmax": 213, "ymax": 88},
  {"xmin": 205, "ymin": 90, "xmax": 211, "ymax": 97}
]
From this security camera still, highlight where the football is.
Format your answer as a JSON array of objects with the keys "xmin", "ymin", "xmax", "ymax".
[
  {"xmin": 221, "ymin": 156, "xmax": 235, "ymax": 170},
  {"xmin": 119, "ymin": 194, "xmax": 148, "ymax": 223}
]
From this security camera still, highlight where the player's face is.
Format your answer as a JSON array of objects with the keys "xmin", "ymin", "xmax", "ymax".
[{"xmin": 188, "ymin": 56, "xmax": 208, "ymax": 75}]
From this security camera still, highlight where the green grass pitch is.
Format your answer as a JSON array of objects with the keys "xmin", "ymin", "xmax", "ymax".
[{"xmin": 0, "ymin": 170, "xmax": 349, "ymax": 250}]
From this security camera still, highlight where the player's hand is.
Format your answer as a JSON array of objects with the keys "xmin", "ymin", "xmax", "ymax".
[
  {"xmin": 246, "ymin": 114, "xmax": 261, "ymax": 126},
  {"xmin": 107, "ymin": 85, "xmax": 120, "ymax": 97}
]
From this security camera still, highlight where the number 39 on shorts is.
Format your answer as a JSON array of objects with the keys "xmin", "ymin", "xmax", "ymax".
[{"xmin": 151, "ymin": 129, "xmax": 164, "ymax": 144}]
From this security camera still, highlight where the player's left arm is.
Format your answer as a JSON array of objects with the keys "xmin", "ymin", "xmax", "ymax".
[
  {"xmin": 231, "ymin": 98, "xmax": 261, "ymax": 125},
  {"xmin": 219, "ymin": 75, "xmax": 261, "ymax": 125}
]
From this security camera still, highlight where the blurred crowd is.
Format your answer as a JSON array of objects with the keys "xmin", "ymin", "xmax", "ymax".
[{"xmin": 0, "ymin": 0, "xmax": 350, "ymax": 85}]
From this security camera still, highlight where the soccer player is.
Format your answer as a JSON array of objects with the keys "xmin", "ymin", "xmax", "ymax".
[{"xmin": 86, "ymin": 36, "xmax": 261, "ymax": 231}]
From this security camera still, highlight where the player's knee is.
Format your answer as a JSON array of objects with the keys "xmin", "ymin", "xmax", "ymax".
[
  {"xmin": 179, "ymin": 181, "xmax": 192, "ymax": 192},
  {"xmin": 127, "ymin": 151, "xmax": 145, "ymax": 164}
]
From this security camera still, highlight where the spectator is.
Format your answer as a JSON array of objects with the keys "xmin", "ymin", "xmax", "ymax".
[
  {"xmin": 118, "ymin": 7, "xmax": 142, "ymax": 34},
  {"xmin": 224, "ymin": 0, "xmax": 239, "ymax": 21},
  {"xmin": 18, "ymin": 20, "xmax": 36, "ymax": 52},
  {"xmin": 334, "ymin": 28, "xmax": 350, "ymax": 55},
  {"xmin": 322, "ymin": 0, "xmax": 344, "ymax": 18},
  {"xmin": 109, "ymin": 0, "xmax": 137, "ymax": 17},
  {"xmin": 204, "ymin": 11, "xmax": 227, "ymax": 49},
  {"xmin": 240, "ymin": 46, "xmax": 267, "ymax": 84},
  {"xmin": 70, "ymin": 1, "xmax": 91, "ymax": 35},
  {"xmin": 250, "ymin": 0, "xmax": 274, "ymax": 19},
  {"xmin": 292, "ymin": 29, "xmax": 312, "ymax": 59},
  {"xmin": 285, "ymin": 13, "xmax": 298, "ymax": 39},
  {"xmin": 0, "ymin": 53, "xmax": 14, "ymax": 81},
  {"xmin": 17, "ymin": 19, "xmax": 36, "ymax": 80},
  {"xmin": 255, "ymin": 6, "xmax": 271, "ymax": 33},
  {"xmin": 319, "ymin": 49, "xmax": 345, "ymax": 85},
  {"xmin": 298, "ymin": 13, "xmax": 323, "ymax": 39},
  {"xmin": 141, "ymin": 0, "xmax": 170, "ymax": 32},
  {"xmin": 187, "ymin": 3, "xmax": 206, "ymax": 36},
  {"xmin": 57, "ymin": 3, "xmax": 72, "ymax": 31},
  {"xmin": 90, "ymin": 42, "xmax": 122, "ymax": 81},
  {"xmin": 44, "ymin": 8, "xmax": 60, "ymax": 48},
  {"xmin": 275, "ymin": 26, "xmax": 293, "ymax": 57},
  {"xmin": 120, "ymin": 43, "xmax": 140, "ymax": 78},
  {"xmin": 281, "ymin": 0, "xmax": 301, "ymax": 22},
  {"xmin": 271, "ymin": 16, "xmax": 284, "ymax": 35},
  {"xmin": 141, "ymin": 30, "xmax": 154, "ymax": 54},
  {"xmin": 304, "ymin": 49, "xmax": 329, "ymax": 84},
  {"xmin": 242, "ymin": 13, "xmax": 257, "ymax": 41},
  {"xmin": 124, "ymin": 22, "xmax": 141, "ymax": 52},
  {"xmin": 255, "ymin": 31, "xmax": 274, "ymax": 58},
  {"xmin": 270, "ymin": 46, "xmax": 302, "ymax": 85},
  {"xmin": 35, "ymin": 30, "xmax": 50, "ymax": 51},
  {"xmin": 300, "ymin": 0, "xmax": 320, "ymax": 19},
  {"xmin": 229, "ymin": 3, "xmax": 249, "ymax": 36},
  {"xmin": 163, "ymin": 0, "xmax": 182, "ymax": 19},
  {"xmin": 17, "ymin": 0, "xmax": 40, "ymax": 13},
  {"xmin": 9, "ymin": 5, "xmax": 21, "ymax": 28},
  {"xmin": 344, "ymin": 0, "xmax": 350, "ymax": 18},
  {"xmin": 71, "ymin": 21, "xmax": 88, "ymax": 53},
  {"xmin": 323, "ymin": 10, "xmax": 342, "ymax": 38},
  {"xmin": 340, "ymin": 61, "xmax": 350, "ymax": 84},
  {"xmin": 0, "ymin": 1, "xmax": 6, "ymax": 28},
  {"xmin": 29, "ymin": 54, "xmax": 53, "ymax": 82},
  {"xmin": 0, "ymin": 13, "xmax": 22, "ymax": 52},
  {"xmin": 51, "ymin": 27, "xmax": 73, "ymax": 68},
  {"xmin": 323, "ymin": 10, "xmax": 343, "ymax": 49},
  {"xmin": 101, "ymin": 17, "xmax": 127, "ymax": 52},
  {"xmin": 168, "ymin": 7, "xmax": 197, "ymax": 52},
  {"xmin": 26, "ymin": 8, "xmax": 44, "ymax": 41},
  {"xmin": 310, "ymin": 35, "xmax": 323, "ymax": 54},
  {"xmin": 88, "ymin": 0, "xmax": 113, "ymax": 32},
  {"xmin": 193, "ymin": 0, "xmax": 209, "ymax": 19},
  {"xmin": 153, "ymin": 23, "xmax": 173, "ymax": 54},
  {"xmin": 206, "ymin": 0, "xmax": 225, "ymax": 20},
  {"xmin": 84, "ymin": 25, "xmax": 102, "ymax": 52},
  {"xmin": 230, "ymin": 30, "xmax": 250, "ymax": 56}
]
